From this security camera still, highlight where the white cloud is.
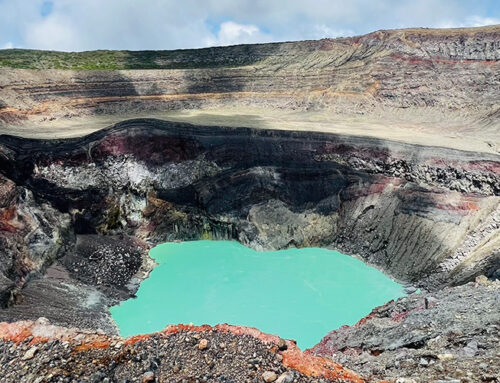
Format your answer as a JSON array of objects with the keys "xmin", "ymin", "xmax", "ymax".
[
  {"xmin": 207, "ymin": 21, "xmax": 273, "ymax": 46},
  {"xmin": 466, "ymin": 16, "xmax": 500, "ymax": 27},
  {"xmin": 437, "ymin": 15, "xmax": 500, "ymax": 29},
  {"xmin": 0, "ymin": 0, "xmax": 498, "ymax": 51},
  {"xmin": 2, "ymin": 42, "xmax": 14, "ymax": 49},
  {"xmin": 25, "ymin": 15, "xmax": 77, "ymax": 51},
  {"xmin": 311, "ymin": 25, "xmax": 355, "ymax": 39}
]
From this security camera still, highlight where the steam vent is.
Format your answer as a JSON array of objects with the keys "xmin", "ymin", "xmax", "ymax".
[{"xmin": 1, "ymin": 25, "xmax": 499, "ymax": 382}]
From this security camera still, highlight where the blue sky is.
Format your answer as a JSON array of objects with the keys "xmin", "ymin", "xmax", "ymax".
[{"xmin": 1, "ymin": 0, "xmax": 499, "ymax": 51}]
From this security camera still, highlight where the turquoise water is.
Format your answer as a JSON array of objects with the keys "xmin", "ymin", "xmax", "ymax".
[{"xmin": 110, "ymin": 241, "xmax": 405, "ymax": 349}]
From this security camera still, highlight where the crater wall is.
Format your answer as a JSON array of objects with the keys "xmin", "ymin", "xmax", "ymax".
[
  {"xmin": 0, "ymin": 119, "xmax": 498, "ymax": 323},
  {"xmin": 1, "ymin": 26, "xmax": 499, "ymax": 155}
]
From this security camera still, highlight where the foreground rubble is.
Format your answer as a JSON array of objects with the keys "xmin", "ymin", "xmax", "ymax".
[{"xmin": 0, "ymin": 321, "xmax": 363, "ymax": 383}]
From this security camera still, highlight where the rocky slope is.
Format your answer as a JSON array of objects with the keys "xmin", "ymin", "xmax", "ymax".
[
  {"xmin": 311, "ymin": 277, "xmax": 500, "ymax": 382},
  {"xmin": 0, "ymin": 321, "xmax": 364, "ymax": 383}
]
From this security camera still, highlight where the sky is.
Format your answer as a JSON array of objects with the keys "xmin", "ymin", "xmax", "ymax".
[{"xmin": 0, "ymin": 0, "xmax": 499, "ymax": 51}]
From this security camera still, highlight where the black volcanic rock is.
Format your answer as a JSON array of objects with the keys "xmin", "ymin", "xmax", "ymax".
[{"xmin": 0, "ymin": 274, "xmax": 14, "ymax": 308}]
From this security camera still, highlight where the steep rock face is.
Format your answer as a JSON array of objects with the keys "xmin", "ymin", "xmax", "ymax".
[
  {"xmin": 0, "ymin": 173, "xmax": 73, "ymax": 308},
  {"xmin": 0, "ymin": 119, "xmax": 498, "ymax": 319}
]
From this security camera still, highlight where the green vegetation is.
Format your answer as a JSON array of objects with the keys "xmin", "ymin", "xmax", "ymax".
[{"xmin": 0, "ymin": 45, "xmax": 278, "ymax": 70}]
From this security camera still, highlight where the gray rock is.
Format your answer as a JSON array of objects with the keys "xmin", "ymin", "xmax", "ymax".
[
  {"xmin": 404, "ymin": 287, "xmax": 417, "ymax": 294},
  {"xmin": 276, "ymin": 372, "xmax": 294, "ymax": 383},
  {"xmin": 22, "ymin": 346, "xmax": 38, "ymax": 361},
  {"xmin": 90, "ymin": 372, "xmax": 106, "ymax": 383},
  {"xmin": 419, "ymin": 358, "xmax": 429, "ymax": 366},
  {"xmin": 425, "ymin": 296, "xmax": 438, "ymax": 309},
  {"xmin": 462, "ymin": 340, "xmax": 478, "ymax": 357},
  {"xmin": 142, "ymin": 371, "xmax": 155, "ymax": 382},
  {"xmin": 262, "ymin": 371, "xmax": 278, "ymax": 382}
]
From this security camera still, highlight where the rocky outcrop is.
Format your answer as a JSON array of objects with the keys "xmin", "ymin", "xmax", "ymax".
[
  {"xmin": 311, "ymin": 277, "xmax": 500, "ymax": 382},
  {"xmin": 0, "ymin": 273, "xmax": 14, "ymax": 308},
  {"xmin": 0, "ymin": 172, "xmax": 73, "ymax": 308}
]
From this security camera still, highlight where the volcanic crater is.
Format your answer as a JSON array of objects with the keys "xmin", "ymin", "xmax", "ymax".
[{"xmin": 0, "ymin": 25, "xmax": 499, "ymax": 383}]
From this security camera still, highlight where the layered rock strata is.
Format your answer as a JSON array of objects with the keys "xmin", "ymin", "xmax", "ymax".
[{"xmin": 1, "ymin": 26, "xmax": 499, "ymax": 154}]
